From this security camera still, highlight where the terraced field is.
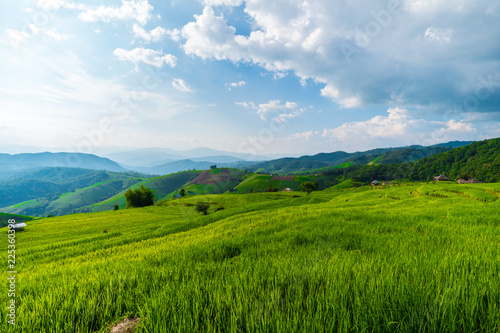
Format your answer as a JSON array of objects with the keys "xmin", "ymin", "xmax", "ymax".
[{"xmin": 1, "ymin": 182, "xmax": 499, "ymax": 332}]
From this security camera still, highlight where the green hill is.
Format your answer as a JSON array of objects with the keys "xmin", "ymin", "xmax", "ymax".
[
  {"xmin": 1, "ymin": 182, "xmax": 499, "ymax": 332},
  {"xmin": 83, "ymin": 170, "xmax": 203, "ymax": 213},
  {"xmin": 0, "ymin": 212, "xmax": 34, "ymax": 228},
  {"xmin": 324, "ymin": 138, "xmax": 500, "ymax": 183},
  {"xmin": 410, "ymin": 138, "xmax": 500, "ymax": 182},
  {"xmin": 0, "ymin": 168, "xmax": 148, "ymax": 210}
]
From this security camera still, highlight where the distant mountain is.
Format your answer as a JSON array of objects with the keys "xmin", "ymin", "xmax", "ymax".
[
  {"xmin": 0, "ymin": 152, "xmax": 126, "ymax": 172},
  {"xmin": 190, "ymin": 155, "xmax": 244, "ymax": 163},
  {"xmin": 104, "ymin": 148, "xmax": 184, "ymax": 167},
  {"xmin": 0, "ymin": 167, "xmax": 148, "ymax": 212},
  {"xmin": 149, "ymin": 159, "xmax": 229, "ymax": 175},
  {"xmin": 248, "ymin": 141, "xmax": 472, "ymax": 174},
  {"xmin": 103, "ymin": 147, "xmax": 271, "ymax": 168}
]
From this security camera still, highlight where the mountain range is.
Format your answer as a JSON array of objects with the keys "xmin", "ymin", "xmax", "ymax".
[{"xmin": 0, "ymin": 139, "xmax": 490, "ymax": 217}]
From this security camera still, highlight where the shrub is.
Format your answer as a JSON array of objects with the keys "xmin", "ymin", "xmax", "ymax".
[
  {"xmin": 195, "ymin": 202, "xmax": 210, "ymax": 215},
  {"xmin": 124, "ymin": 185, "xmax": 155, "ymax": 208}
]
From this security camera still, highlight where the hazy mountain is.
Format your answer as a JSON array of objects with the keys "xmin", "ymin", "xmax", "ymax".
[
  {"xmin": 189, "ymin": 155, "xmax": 244, "ymax": 163},
  {"xmin": 0, "ymin": 152, "xmax": 126, "ymax": 172},
  {"xmin": 104, "ymin": 148, "xmax": 182, "ymax": 167}
]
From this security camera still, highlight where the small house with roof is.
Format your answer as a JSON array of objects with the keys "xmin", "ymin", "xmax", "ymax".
[
  {"xmin": 11, "ymin": 222, "xmax": 27, "ymax": 230},
  {"xmin": 434, "ymin": 174, "xmax": 450, "ymax": 181}
]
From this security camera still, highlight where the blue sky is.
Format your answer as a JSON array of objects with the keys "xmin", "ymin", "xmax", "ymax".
[{"xmin": 1, "ymin": 0, "xmax": 499, "ymax": 156}]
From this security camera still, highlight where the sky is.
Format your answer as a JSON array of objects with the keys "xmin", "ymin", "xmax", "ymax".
[{"xmin": 0, "ymin": 0, "xmax": 499, "ymax": 156}]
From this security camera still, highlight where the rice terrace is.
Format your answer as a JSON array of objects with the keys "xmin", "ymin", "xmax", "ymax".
[
  {"xmin": 2, "ymin": 0, "xmax": 500, "ymax": 332},
  {"xmin": 2, "ymin": 166, "xmax": 500, "ymax": 331}
]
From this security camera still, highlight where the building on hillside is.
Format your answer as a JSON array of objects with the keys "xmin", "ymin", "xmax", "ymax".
[
  {"xmin": 371, "ymin": 180, "xmax": 380, "ymax": 186},
  {"xmin": 457, "ymin": 178, "xmax": 483, "ymax": 184},
  {"xmin": 434, "ymin": 174, "xmax": 450, "ymax": 181},
  {"xmin": 381, "ymin": 182, "xmax": 390, "ymax": 186},
  {"xmin": 174, "ymin": 194, "xmax": 182, "ymax": 198},
  {"xmin": 282, "ymin": 188, "xmax": 293, "ymax": 192},
  {"xmin": 11, "ymin": 222, "xmax": 27, "ymax": 230}
]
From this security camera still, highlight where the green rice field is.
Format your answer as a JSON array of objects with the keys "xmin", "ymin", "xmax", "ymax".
[{"xmin": 1, "ymin": 182, "xmax": 499, "ymax": 332}]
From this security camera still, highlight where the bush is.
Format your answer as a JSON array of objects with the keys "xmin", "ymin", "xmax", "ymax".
[
  {"xmin": 299, "ymin": 181, "xmax": 319, "ymax": 195},
  {"xmin": 124, "ymin": 185, "xmax": 155, "ymax": 208},
  {"xmin": 195, "ymin": 202, "xmax": 210, "ymax": 215},
  {"xmin": 113, "ymin": 204, "xmax": 119, "ymax": 211},
  {"xmin": 265, "ymin": 185, "xmax": 279, "ymax": 192}
]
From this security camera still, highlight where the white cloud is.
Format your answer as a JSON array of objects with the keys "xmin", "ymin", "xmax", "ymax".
[
  {"xmin": 113, "ymin": 48, "xmax": 177, "ymax": 68},
  {"xmin": 311, "ymin": 108, "xmax": 478, "ymax": 150},
  {"xmin": 36, "ymin": 0, "xmax": 83, "ymax": 10},
  {"xmin": 237, "ymin": 99, "xmax": 300, "ymax": 121},
  {"xmin": 180, "ymin": 1, "xmax": 500, "ymax": 113},
  {"xmin": 202, "ymin": 0, "xmax": 243, "ymax": 6},
  {"xmin": 289, "ymin": 130, "xmax": 319, "ymax": 141},
  {"xmin": 226, "ymin": 80, "xmax": 245, "ymax": 90},
  {"xmin": 79, "ymin": 0, "xmax": 153, "ymax": 25},
  {"xmin": 425, "ymin": 27, "xmax": 453, "ymax": 43},
  {"xmin": 172, "ymin": 79, "xmax": 193, "ymax": 92},
  {"xmin": 3, "ymin": 25, "xmax": 71, "ymax": 47},
  {"xmin": 133, "ymin": 24, "xmax": 181, "ymax": 42}
]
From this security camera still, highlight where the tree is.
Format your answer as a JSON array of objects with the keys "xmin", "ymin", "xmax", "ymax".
[
  {"xmin": 265, "ymin": 185, "xmax": 279, "ymax": 192},
  {"xmin": 113, "ymin": 204, "xmax": 119, "ymax": 211},
  {"xmin": 179, "ymin": 188, "xmax": 186, "ymax": 197},
  {"xmin": 195, "ymin": 202, "xmax": 210, "ymax": 215},
  {"xmin": 124, "ymin": 185, "xmax": 155, "ymax": 208},
  {"xmin": 300, "ymin": 181, "xmax": 319, "ymax": 195},
  {"xmin": 210, "ymin": 165, "xmax": 217, "ymax": 169}
]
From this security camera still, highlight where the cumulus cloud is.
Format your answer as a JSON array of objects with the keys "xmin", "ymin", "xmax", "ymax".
[
  {"xmin": 225, "ymin": 80, "xmax": 245, "ymax": 90},
  {"xmin": 113, "ymin": 48, "xmax": 177, "ymax": 68},
  {"xmin": 172, "ymin": 79, "xmax": 193, "ymax": 92},
  {"xmin": 133, "ymin": 24, "xmax": 181, "ymax": 42},
  {"xmin": 289, "ymin": 108, "xmax": 478, "ymax": 150},
  {"xmin": 237, "ymin": 99, "xmax": 302, "ymax": 122},
  {"xmin": 425, "ymin": 27, "xmax": 453, "ymax": 43},
  {"xmin": 180, "ymin": 1, "xmax": 500, "ymax": 113},
  {"xmin": 202, "ymin": 0, "xmax": 243, "ymax": 6},
  {"xmin": 79, "ymin": 0, "xmax": 153, "ymax": 25}
]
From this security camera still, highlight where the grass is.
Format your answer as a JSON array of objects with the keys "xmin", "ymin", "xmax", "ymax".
[{"xmin": 1, "ymin": 182, "xmax": 499, "ymax": 332}]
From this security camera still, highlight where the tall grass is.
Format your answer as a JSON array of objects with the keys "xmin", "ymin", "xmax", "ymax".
[{"xmin": 1, "ymin": 183, "xmax": 499, "ymax": 332}]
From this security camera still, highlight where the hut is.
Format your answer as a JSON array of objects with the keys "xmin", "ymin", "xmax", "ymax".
[
  {"xmin": 434, "ymin": 174, "xmax": 450, "ymax": 181},
  {"xmin": 371, "ymin": 180, "xmax": 380, "ymax": 186},
  {"xmin": 282, "ymin": 188, "xmax": 293, "ymax": 192},
  {"xmin": 381, "ymin": 182, "xmax": 390, "ymax": 186},
  {"xmin": 457, "ymin": 178, "xmax": 483, "ymax": 184},
  {"xmin": 11, "ymin": 223, "xmax": 27, "ymax": 231}
]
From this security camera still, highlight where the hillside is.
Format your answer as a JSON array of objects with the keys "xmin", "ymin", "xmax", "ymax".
[
  {"xmin": 410, "ymin": 138, "xmax": 500, "ymax": 182},
  {"xmin": 249, "ymin": 141, "xmax": 469, "ymax": 174},
  {"xmin": 0, "ymin": 152, "xmax": 126, "ymax": 172},
  {"xmin": 1, "ymin": 183, "xmax": 499, "ymax": 332},
  {"xmin": 0, "ymin": 212, "xmax": 34, "ymax": 228},
  {"xmin": 172, "ymin": 168, "xmax": 247, "ymax": 197},
  {"xmin": 0, "ymin": 168, "xmax": 149, "ymax": 216},
  {"xmin": 82, "ymin": 170, "xmax": 203, "ymax": 213},
  {"xmin": 323, "ymin": 138, "xmax": 500, "ymax": 183}
]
